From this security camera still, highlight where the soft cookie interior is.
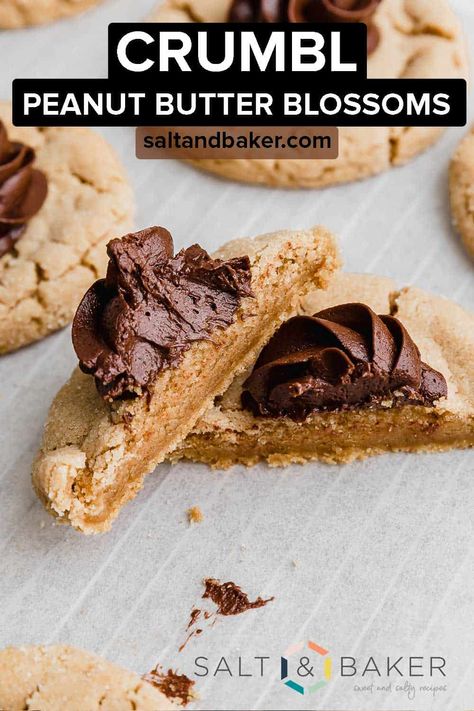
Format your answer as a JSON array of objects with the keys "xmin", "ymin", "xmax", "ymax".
[
  {"xmin": 175, "ymin": 273, "xmax": 474, "ymax": 466},
  {"xmin": 33, "ymin": 227, "xmax": 339, "ymax": 533}
]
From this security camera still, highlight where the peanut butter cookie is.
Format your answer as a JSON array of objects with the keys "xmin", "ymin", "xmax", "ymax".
[
  {"xmin": 149, "ymin": 0, "xmax": 467, "ymax": 188},
  {"xmin": 33, "ymin": 225, "xmax": 339, "ymax": 533},
  {"xmin": 0, "ymin": 102, "xmax": 133, "ymax": 353},
  {"xmin": 450, "ymin": 125, "xmax": 474, "ymax": 261},
  {"xmin": 0, "ymin": 0, "xmax": 104, "ymax": 28},
  {"xmin": 0, "ymin": 645, "xmax": 174, "ymax": 710},
  {"xmin": 175, "ymin": 272, "xmax": 474, "ymax": 466}
]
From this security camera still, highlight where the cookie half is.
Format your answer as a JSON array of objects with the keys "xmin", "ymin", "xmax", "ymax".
[
  {"xmin": 0, "ymin": 0, "xmax": 103, "ymax": 28},
  {"xmin": 33, "ymin": 225, "xmax": 339, "ymax": 533},
  {"xmin": 149, "ymin": 0, "xmax": 467, "ymax": 188},
  {"xmin": 0, "ymin": 645, "xmax": 175, "ymax": 710},
  {"xmin": 450, "ymin": 125, "xmax": 474, "ymax": 261},
  {"xmin": 174, "ymin": 273, "xmax": 474, "ymax": 466},
  {"xmin": 0, "ymin": 102, "xmax": 133, "ymax": 353}
]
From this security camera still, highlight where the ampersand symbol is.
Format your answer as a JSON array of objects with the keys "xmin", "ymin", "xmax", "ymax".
[{"xmin": 297, "ymin": 656, "xmax": 314, "ymax": 677}]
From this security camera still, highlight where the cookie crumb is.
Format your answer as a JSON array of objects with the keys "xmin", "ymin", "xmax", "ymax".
[
  {"xmin": 292, "ymin": 559, "xmax": 299, "ymax": 568},
  {"xmin": 187, "ymin": 506, "xmax": 203, "ymax": 524}
]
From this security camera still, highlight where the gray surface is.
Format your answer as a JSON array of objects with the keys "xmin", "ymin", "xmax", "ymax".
[{"xmin": 0, "ymin": 1, "xmax": 473, "ymax": 709}]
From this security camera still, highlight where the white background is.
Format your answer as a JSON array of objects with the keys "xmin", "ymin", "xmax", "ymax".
[{"xmin": 1, "ymin": 1, "xmax": 473, "ymax": 709}]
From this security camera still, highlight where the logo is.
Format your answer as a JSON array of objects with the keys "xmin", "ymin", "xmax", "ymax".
[
  {"xmin": 193, "ymin": 646, "xmax": 447, "ymax": 703},
  {"xmin": 280, "ymin": 640, "xmax": 332, "ymax": 695}
]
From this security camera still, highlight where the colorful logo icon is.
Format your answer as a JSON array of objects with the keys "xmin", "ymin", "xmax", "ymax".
[{"xmin": 281, "ymin": 640, "xmax": 332, "ymax": 695}]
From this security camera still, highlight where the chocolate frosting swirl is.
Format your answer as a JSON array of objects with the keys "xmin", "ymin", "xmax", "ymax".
[
  {"xmin": 0, "ymin": 120, "xmax": 48, "ymax": 258},
  {"xmin": 228, "ymin": 0, "xmax": 382, "ymax": 55},
  {"xmin": 72, "ymin": 226, "xmax": 253, "ymax": 400},
  {"xmin": 242, "ymin": 302, "xmax": 447, "ymax": 421}
]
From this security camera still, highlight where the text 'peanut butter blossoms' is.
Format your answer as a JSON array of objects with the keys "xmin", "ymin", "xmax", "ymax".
[
  {"xmin": 0, "ymin": 120, "xmax": 47, "ymax": 258},
  {"xmin": 72, "ymin": 227, "xmax": 253, "ymax": 400},
  {"xmin": 242, "ymin": 303, "xmax": 447, "ymax": 421},
  {"xmin": 228, "ymin": 0, "xmax": 382, "ymax": 54}
]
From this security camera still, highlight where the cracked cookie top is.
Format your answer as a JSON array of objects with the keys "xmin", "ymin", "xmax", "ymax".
[
  {"xmin": 228, "ymin": 0, "xmax": 382, "ymax": 54},
  {"xmin": 72, "ymin": 226, "xmax": 253, "ymax": 400},
  {"xmin": 0, "ymin": 102, "xmax": 134, "ymax": 355},
  {"xmin": 0, "ymin": 119, "xmax": 47, "ymax": 258},
  {"xmin": 242, "ymin": 302, "xmax": 447, "ymax": 420}
]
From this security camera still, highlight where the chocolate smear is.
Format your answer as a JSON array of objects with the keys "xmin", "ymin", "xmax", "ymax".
[
  {"xmin": 143, "ymin": 665, "xmax": 195, "ymax": 707},
  {"xmin": 203, "ymin": 578, "xmax": 274, "ymax": 616},
  {"xmin": 242, "ymin": 302, "xmax": 447, "ymax": 421},
  {"xmin": 72, "ymin": 226, "xmax": 253, "ymax": 401},
  {"xmin": 187, "ymin": 608, "xmax": 201, "ymax": 628},
  {"xmin": 180, "ymin": 578, "xmax": 274, "ymax": 650}
]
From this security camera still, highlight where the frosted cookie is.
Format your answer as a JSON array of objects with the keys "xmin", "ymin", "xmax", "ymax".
[
  {"xmin": 450, "ymin": 125, "xmax": 474, "ymax": 260},
  {"xmin": 149, "ymin": 0, "xmax": 467, "ymax": 188},
  {"xmin": 175, "ymin": 273, "xmax": 474, "ymax": 466},
  {"xmin": 0, "ymin": 0, "xmax": 104, "ymax": 28},
  {"xmin": 33, "ymin": 224, "xmax": 339, "ymax": 533},
  {"xmin": 0, "ymin": 102, "xmax": 133, "ymax": 353},
  {"xmin": 0, "ymin": 645, "xmax": 175, "ymax": 710}
]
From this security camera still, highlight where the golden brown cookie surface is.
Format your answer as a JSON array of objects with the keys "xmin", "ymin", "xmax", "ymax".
[
  {"xmin": 33, "ymin": 227, "xmax": 339, "ymax": 533},
  {"xmin": 450, "ymin": 125, "xmax": 474, "ymax": 261},
  {"xmin": 0, "ymin": 645, "xmax": 175, "ymax": 711},
  {"xmin": 0, "ymin": 102, "xmax": 134, "ymax": 353},
  {"xmin": 0, "ymin": 0, "xmax": 104, "ymax": 28},
  {"xmin": 175, "ymin": 272, "xmax": 474, "ymax": 466},
  {"xmin": 149, "ymin": 0, "xmax": 467, "ymax": 188}
]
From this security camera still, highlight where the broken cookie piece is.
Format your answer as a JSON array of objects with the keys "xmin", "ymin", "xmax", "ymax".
[
  {"xmin": 175, "ymin": 273, "xmax": 474, "ymax": 467},
  {"xmin": 33, "ymin": 225, "xmax": 339, "ymax": 533}
]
